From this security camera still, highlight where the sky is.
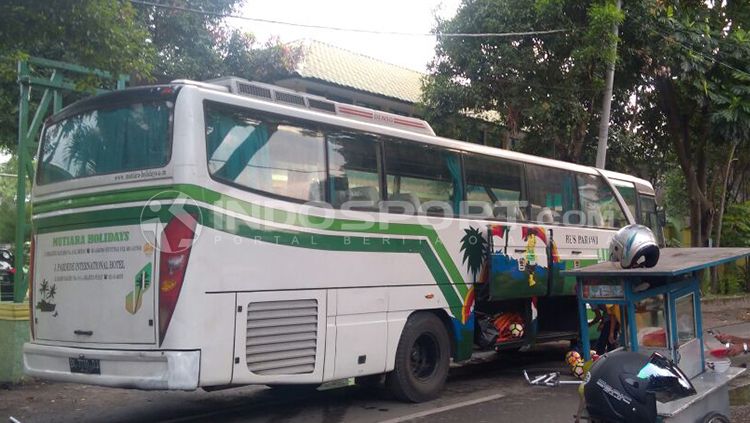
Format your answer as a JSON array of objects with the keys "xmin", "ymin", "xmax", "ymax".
[{"xmin": 233, "ymin": 0, "xmax": 462, "ymax": 72}]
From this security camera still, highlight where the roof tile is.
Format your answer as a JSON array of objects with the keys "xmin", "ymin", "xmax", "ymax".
[{"xmin": 292, "ymin": 40, "xmax": 424, "ymax": 104}]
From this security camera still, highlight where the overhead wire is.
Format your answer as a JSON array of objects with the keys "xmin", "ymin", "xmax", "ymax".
[
  {"xmin": 650, "ymin": 27, "xmax": 750, "ymax": 78},
  {"xmin": 128, "ymin": 0, "xmax": 571, "ymax": 38}
]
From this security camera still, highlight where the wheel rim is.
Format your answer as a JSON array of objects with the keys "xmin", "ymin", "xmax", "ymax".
[{"xmin": 409, "ymin": 332, "xmax": 440, "ymax": 381}]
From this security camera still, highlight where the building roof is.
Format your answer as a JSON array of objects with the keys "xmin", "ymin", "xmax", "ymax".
[{"xmin": 291, "ymin": 40, "xmax": 424, "ymax": 104}]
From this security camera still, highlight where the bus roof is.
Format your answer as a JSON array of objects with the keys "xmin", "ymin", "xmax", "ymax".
[
  {"xmin": 599, "ymin": 169, "xmax": 655, "ymax": 194},
  {"xmin": 181, "ymin": 79, "xmax": 606, "ymax": 177}
]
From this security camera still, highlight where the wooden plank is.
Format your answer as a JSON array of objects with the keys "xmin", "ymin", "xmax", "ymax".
[{"xmin": 561, "ymin": 248, "xmax": 750, "ymax": 277}]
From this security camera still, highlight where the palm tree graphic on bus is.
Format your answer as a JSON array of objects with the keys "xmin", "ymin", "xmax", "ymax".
[{"xmin": 36, "ymin": 279, "xmax": 57, "ymax": 312}]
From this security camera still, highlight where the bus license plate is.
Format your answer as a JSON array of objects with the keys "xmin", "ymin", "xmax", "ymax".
[{"xmin": 69, "ymin": 357, "xmax": 101, "ymax": 375}]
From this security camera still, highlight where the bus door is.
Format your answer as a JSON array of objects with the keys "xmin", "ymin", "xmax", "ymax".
[{"xmin": 551, "ymin": 227, "xmax": 610, "ymax": 296}]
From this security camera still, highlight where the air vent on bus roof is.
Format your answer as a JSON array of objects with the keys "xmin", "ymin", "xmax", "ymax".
[
  {"xmin": 202, "ymin": 76, "xmax": 436, "ymax": 136},
  {"xmin": 308, "ymin": 99, "xmax": 336, "ymax": 113},
  {"xmin": 238, "ymin": 83, "xmax": 272, "ymax": 99},
  {"xmin": 274, "ymin": 91, "xmax": 306, "ymax": 106}
]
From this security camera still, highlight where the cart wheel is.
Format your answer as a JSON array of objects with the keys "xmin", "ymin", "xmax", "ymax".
[{"xmin": 701, "ymin": 412, "xmax": 730, "ymax": 423}]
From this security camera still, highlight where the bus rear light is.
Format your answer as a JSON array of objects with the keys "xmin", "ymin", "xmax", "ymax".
[{"xmin": 158, "ymin": 214, "xmax": 197, "ymax": 346}]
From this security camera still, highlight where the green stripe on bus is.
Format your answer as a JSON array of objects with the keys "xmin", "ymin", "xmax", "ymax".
[
  {"xmin": 33, "ymin": 184, "xmax": 469, "ymax": 297},
  {"xmin": 34, "ymin": 204, "xmax": 465, "ymax": 315}
]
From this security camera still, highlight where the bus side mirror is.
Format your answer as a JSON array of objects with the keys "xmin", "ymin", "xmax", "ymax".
[{"xmin": 657, "ymin": 208, "xmax": 667, "ymax": 228}]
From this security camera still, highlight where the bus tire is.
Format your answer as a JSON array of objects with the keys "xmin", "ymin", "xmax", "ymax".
[{"xmin": 386, "ymin": 312, "xmax": 450, "ymax": 402}]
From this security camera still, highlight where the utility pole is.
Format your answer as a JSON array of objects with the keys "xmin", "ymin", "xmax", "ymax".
[{"xmin": 595, "ymin": 0, "xmax": 622, "ymax": 169}]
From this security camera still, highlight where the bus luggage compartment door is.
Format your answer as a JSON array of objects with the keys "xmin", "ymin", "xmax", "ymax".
[{"xmin": 233, "ymin": 290, "xmax": 326, "ymax": 384}]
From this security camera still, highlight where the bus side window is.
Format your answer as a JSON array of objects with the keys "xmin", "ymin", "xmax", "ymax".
[
  {"xmin": 327, "ymin": 131, "xmax": 381, "ymax": 210},
  {"xmin": 525, "ymin": 165, "xmax": 578, "ymax": 224},
  {"xmin": 205, "ymin": 103, "xmax": 326, "ymax": 202},
  {"xmin": 576, "ymin": 174, "xmax": 628, "ymax": 228},
  {"xmin": 463, "ymin": 153, "xmax": 525, "ymax": 222},
  {"xmin": 382, "ymin": 141, "xmax": 462, "ymax": 216}
]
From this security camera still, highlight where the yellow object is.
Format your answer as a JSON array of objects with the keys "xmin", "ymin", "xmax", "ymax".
[
  {"xmin": 0, "ymin": 302, "xmax": 30, "ymax": 321},
  {"xmin": 606, "ymin": 304, "xmax": 621, "ymax": 323},
  {"xmin": 526, "ymin": 236, "xmax": 537, "ymax": 286}
]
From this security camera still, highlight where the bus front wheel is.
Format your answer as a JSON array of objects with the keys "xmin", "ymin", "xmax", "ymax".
[{"xmin": 386, "ymin": 312, "xmax": 450, "ymax": 402}]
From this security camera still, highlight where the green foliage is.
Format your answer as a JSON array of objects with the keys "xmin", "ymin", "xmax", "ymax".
[
  {"xmin": 663, "ymin": 168, "xmax": 690, "ymax": 225},
  {"xmin": 133, "ymin": 0, "xmax": 237, "ymax": 82},
  {"xmin": 721, "ymin": 202, "xmax": 750, "ymax": 248},
  {"xmin": 0, "ymin": 0, "xmax": 155, "ymax": 150},
  {"xmin": 423, "ymin": 0, "xmax": 626, "ymax": 163},
  {"xmin": 222, "ymin": 33, "xmax": 303, "ymax": 83},
  {"xmin": 0, "ymin": 0, "xmax": 304, "ymax": 151},
  {"xmin": 0, "ymin": 0, "xmax": 154, "ymax": 79},
  {"xmin": 132, "ymin": 1, "xmax": 301, "ymax": 83},
  {"xmin": 718, "ymin": 263, "xmax": 748, "ymax": 295}
]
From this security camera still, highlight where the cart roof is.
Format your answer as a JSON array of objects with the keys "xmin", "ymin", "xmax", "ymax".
[{"xmin": 561, "ymin": 248, "xmax": 750, "ymax": 278}]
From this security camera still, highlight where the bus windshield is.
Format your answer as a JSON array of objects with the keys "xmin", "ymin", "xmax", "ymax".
[{"xmin": 38, "ymin": 101, "xmax": 172, "ymax": 185}]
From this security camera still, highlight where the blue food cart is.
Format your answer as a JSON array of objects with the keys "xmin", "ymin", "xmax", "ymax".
[{"xmin": 564, "ymin": 248, "xmax": 750, "ymax": 422}]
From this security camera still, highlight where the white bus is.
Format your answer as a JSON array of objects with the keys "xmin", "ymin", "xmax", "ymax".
[{"xmin": 24, "ymin": 78, "xmax": 659, "ymax": 402}]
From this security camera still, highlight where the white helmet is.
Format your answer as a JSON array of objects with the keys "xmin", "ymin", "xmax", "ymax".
[{"xmin": 609, "ymin": 224, "xmax": 660, "ymax": 269}]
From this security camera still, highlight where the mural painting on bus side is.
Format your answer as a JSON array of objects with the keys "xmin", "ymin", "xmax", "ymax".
[
  {"xmin": 36, "ymin": 279, "xmax": 57, "ymax": 314},
  {"xmin": 125, "ymin": 263, "xmax": 152, "ymax": 314},
  {"xmin": 487, "ymin": 225, "xmax": 563, "ymax": 299}
]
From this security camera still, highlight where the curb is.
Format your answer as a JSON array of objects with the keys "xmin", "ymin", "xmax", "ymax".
[{"xmin": 702, "ymin": 295, "xmax": 750, "ymax": 306}]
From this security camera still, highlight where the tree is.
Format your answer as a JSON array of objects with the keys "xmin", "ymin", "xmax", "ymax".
[
  {"xmin": 133, "ymin": 0, "xmax": 238, "ymax": 82},
  {"xmin": 132, "ymin": 1, "xmax": 302, "ymax": 84},
  {"xmin": 634, "ymin": 2, "xmax": 750, "ymax": 249},
  {"xmin": 0, "ymin": 0, "xmax": 155, "ymax": 150},
  {"xmin": 222, "ymin": 33, "xmax": 303, "ymax": 83},
  {"xmin": 422, "ymin": 0, "xmax": 624, "ymax": 163},
  {"xmin": 0, "ymin": 0, "xmax": 302, "ymax": 151}
]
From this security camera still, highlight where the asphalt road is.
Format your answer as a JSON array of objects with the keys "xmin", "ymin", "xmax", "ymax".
[
  {"xmin": 6, "ymin": 317, "xmax": 750, "ymax": 423},
  {"xmin": 2, "ymin": 344, "xmax": 584, "ymax": 423}
]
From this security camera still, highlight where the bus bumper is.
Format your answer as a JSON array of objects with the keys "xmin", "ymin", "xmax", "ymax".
[{"xmin": 23, "ymin": 343, "xmax": 200, "ymax": 390}]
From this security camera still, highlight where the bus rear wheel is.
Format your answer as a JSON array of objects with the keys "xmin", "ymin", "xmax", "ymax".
[{"xmin": 386, "ymin": 312, "xmax": 450, "ymax": 402}]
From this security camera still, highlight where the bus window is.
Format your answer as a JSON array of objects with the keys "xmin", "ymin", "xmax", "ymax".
[
  {"xmin": 526, "ymin": 164, "xmax": 578, "ymax": 224},
  {"xmin": 383, "ymin": 141, "xmax": 462, "ymax": 216},
  {"xmin": 639, "ymin": 195, "xmax": 664, "ymax": 244},
  {"xmin": 576, "ymin": 174, "xmax": 628, "ymax": 228},
  {"xmin": 39, "ymin": 101, "xmax": 172, "ymax": 184},
  {"xmin": 205, "ymin": 103, "xmax": 326, "ymax": 202},
  {"xmin": 463, "ymin": 153, "xmax": 525, "ymax": 221},
  {"xmin": 610, "ymin": 179, "xmax": 638, "ymax": 219},
  {"xmin": 327, "ymin": 131, "xmax": 381, "ymax": 209}
]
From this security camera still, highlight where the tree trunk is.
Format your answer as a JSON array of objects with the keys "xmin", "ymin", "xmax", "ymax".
[
  {"xmin": 715, "ymin": 142, "xmax": 738, "ymax": 249},
  {"xmin": 709, "ymin": 142, "xmax": 736, "ymax": 293}
]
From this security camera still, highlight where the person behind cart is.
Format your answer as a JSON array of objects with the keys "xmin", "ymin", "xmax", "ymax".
[
  {"xmin": 591, "ymin": 225, "xmax": 660, "ymax": 355},
  {"xmin": 592, "ymin": 303, "xmax": 621, "ymax": 354}
]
